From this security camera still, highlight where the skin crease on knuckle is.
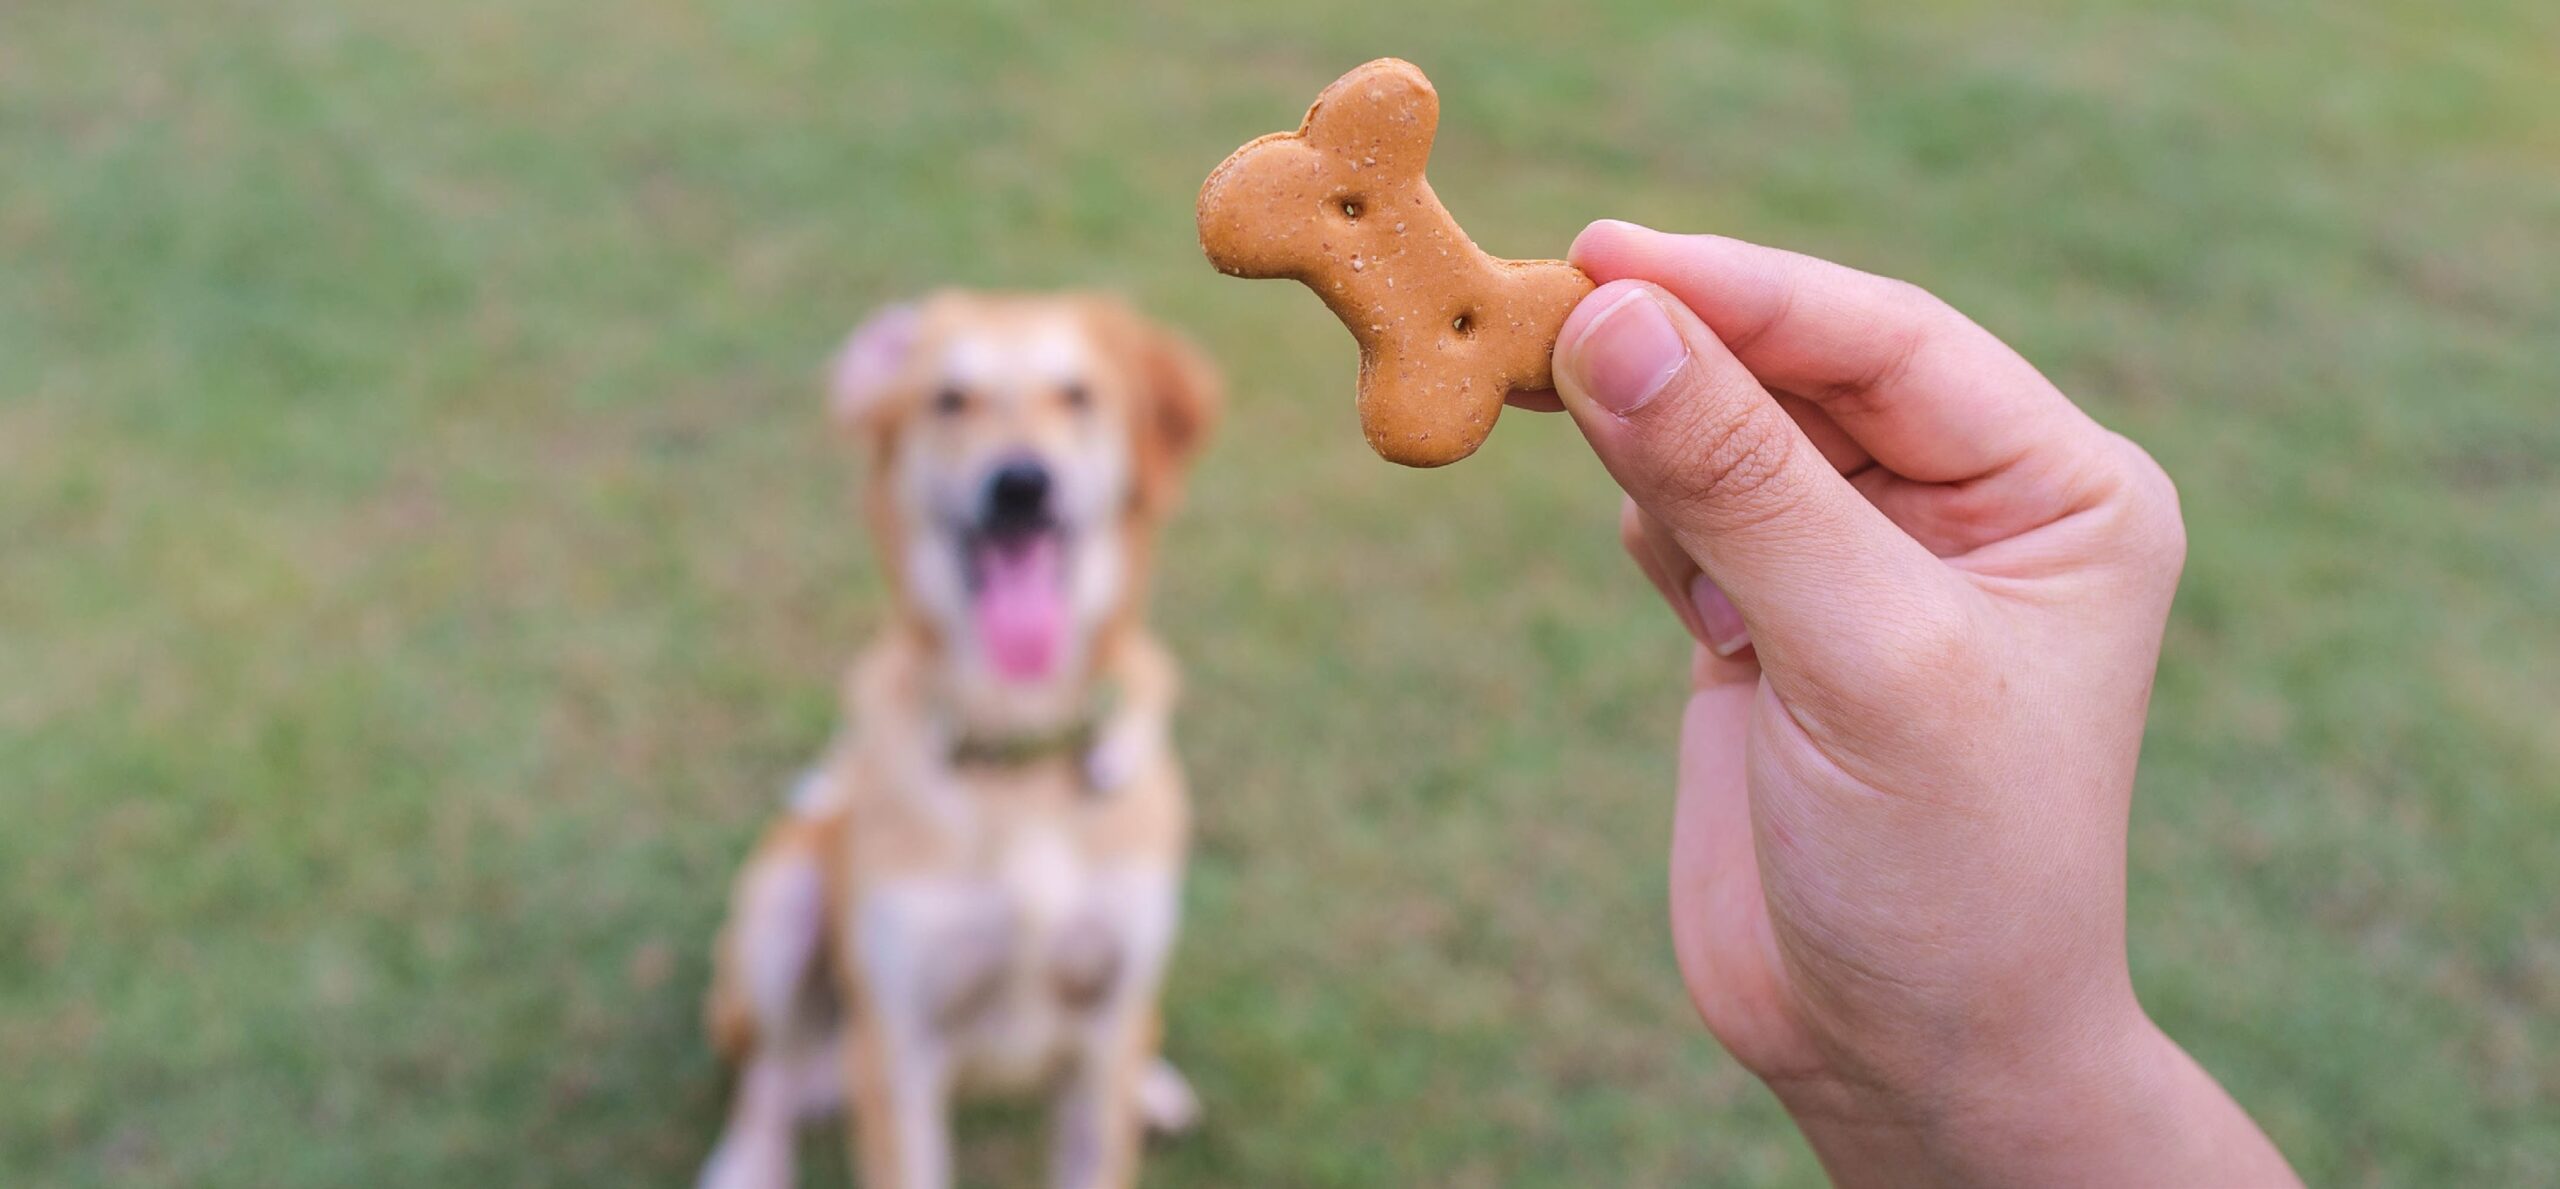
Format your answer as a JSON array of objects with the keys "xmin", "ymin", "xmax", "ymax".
[
  {"xmin": 2109, "ymin": 433, "xmax": 2190, "ymax": 577},
  {"xmin": 1640, "ymin": 377, "xmax": 1802, "ymax": 540},
  {"xmin": 1939, "ymin": 433, "xmax": 2175, "ymax": 610},
  {"xmin": 2015, "ymin": 435, "xmax": 2185, "ymax": 600},
  {"xmin": 1800, "ymin": 307, "xmax": 1928, "ymax": 417}
]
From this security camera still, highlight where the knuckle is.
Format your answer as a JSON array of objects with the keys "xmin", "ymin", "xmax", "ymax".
[
  {"xmin": 1868, "ymin": 278, "xmax": 1951, "ymax": 344},
  {"xmin": 1806, "ymin": 279, "xmax": 1949, "ymax": 411},
  {"xmin": 1649, "ymin": 395, "xmax": 1799, "ymax": 533},
  {"xmin": 1881, "ymin": 277, "xmax": 1955, "ymax": 324},
  {"xmin": 2101, "ymin": 433, "xmax": 2188, "ymax": 573}
]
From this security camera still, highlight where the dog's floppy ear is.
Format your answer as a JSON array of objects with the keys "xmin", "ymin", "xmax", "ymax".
[
  {"xmin": 828, "ymin": 303, "xmax": 923, "ymax": 435},
  {"xmin": 1140, "ymin": 323, "xmax": 1222, "ymax": 485},
  {"xmin": 1096, "ymin": 301, "xmax": 1223, "ymax": 514}
]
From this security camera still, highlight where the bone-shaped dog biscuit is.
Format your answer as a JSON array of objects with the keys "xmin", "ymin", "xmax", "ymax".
[{"xmin": 1197, "ymin": 58, "xmax": 1594, "ymax": 467}]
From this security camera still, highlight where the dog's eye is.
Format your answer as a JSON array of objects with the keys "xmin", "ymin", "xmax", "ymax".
[
  {"xmin": 1060, "ymin": 381, "xmax": 1090, "ymax": 411},
  {"xmin": 932, "ymin": 386, "xmax": 968, "ymax": 416}
]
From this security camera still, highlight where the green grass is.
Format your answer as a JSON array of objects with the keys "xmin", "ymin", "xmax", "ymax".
[{"xmin": 5, "ymin": 0, "xmax": 2557, "ymax": 1183}]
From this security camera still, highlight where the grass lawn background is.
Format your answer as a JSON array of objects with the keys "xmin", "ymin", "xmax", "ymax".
[{"xmin": 4, "ymin": 0, "xmax": 2555, "ymax": 1183}]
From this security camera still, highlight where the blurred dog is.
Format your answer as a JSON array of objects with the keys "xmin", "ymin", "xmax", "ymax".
[{"xmin": 697, "ymin": 293, "xmax": 1220, "ymax": 1189}]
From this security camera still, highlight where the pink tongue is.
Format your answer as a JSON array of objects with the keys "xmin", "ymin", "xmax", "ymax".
[{"xmin": 974, "ymin": 536, "xmax": 1066, "ymax": 683}]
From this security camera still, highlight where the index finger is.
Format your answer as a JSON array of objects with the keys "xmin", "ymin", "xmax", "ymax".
[{"xmin": 1568, "ymin": 220, "xmax": 2103, "ymax": 483}]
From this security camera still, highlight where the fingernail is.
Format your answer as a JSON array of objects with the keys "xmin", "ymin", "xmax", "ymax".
[
  {"xmin": 1689, "ymin": 573, "xmax": 1750, "ymax": 657},
  {"xmin": 1566, "ymin": 286, "xmax": 1687, "ymax": 417}
]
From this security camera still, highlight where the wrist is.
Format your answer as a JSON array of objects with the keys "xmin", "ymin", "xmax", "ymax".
[{"xmin": 1771, "ymin": 1002, "xmax": 2253, "ymax": 1188}]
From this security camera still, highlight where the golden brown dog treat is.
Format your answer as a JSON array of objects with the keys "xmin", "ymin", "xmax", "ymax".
[{"xmin": 1197, "ymin": 58, "xmax": 1593, "ymax": 467}]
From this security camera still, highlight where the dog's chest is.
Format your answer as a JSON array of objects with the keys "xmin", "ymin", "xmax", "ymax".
[{"xmin": 854, "ymin": 814, "xmax": 1178, "ymax": 1093}]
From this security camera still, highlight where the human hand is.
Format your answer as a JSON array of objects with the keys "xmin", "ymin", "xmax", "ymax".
[{"xmin": 1539, "ymin": 221, "xmax": 2295, "ymax": 1186}]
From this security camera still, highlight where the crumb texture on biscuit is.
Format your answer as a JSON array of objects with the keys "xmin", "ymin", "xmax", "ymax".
[{"xmin": 1195, "ymin": 58, "xmax": 1592, "ymax": 467}]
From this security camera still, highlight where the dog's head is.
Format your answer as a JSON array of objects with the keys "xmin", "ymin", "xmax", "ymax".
[{"xmin": 829, "ymin": 292, "xmax": 1220, "ymax": 691}]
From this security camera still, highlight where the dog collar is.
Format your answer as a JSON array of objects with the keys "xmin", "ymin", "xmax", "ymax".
[{"xmin": 947, "ymin": 716, "xmax": 1099, "ymax": 769}]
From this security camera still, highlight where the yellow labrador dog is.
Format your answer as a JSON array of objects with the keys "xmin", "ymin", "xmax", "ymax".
[{"xmin": 698, "ymin": 292, "xmax": 1220, "ymax": 1189}]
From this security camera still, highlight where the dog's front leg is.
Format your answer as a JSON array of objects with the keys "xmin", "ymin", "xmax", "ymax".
[
  {"xmin": 844, "ymin": 1019, "xmax": 953, "ymax": 1189},
  {"xmin": 699, "ymin": 825, "xmax": 839, "ymax": 1189},
  {"xmin": 1049, "ymin": 1023, "xmax": 1145, "ymax": 1189},
  {"xmin": 848, "ymin": 890, "xmax": 969, "ymax": 1189},
  {"xmin": 1049, "ymin": 865, "xmax": 1183, "ymax": 1189}
]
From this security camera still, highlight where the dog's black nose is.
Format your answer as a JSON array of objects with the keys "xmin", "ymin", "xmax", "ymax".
[{"xmin": 985, "ymin": 459, "xmax": 1052, "ymax": 530}]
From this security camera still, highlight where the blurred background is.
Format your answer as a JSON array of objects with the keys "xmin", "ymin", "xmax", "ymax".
[{"xmin": 5, "ymin": 0, "xmax": 2556, "ymax": 1184}]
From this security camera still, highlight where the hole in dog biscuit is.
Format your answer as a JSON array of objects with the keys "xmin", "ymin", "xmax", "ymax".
[
  {"xmin": 1338, "ymin": 198, "xmax": 1365, "ymax": 221},
  {"xmin": 1451, "ymin": 313, "xmax": 1475, "ymax": 338}
]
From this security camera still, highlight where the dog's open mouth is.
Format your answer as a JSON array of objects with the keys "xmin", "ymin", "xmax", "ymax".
[{"xmin": 966, "ymin": 526, "xmax": 1068, "ymax": 683}]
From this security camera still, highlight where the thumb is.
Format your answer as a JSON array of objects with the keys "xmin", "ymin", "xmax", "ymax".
[{"xmin": 1554, "ymin": 280, "xmax": 1965, "ymax": 705}]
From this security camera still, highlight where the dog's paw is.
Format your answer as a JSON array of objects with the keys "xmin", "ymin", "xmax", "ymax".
[{"xmin": 1138, "ymin": 1057, "xmax": 1202, "ymax": 1137}]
